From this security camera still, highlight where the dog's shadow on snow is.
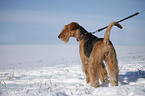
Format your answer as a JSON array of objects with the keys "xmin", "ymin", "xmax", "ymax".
[
  {"xmin": 119, "ymin": 70, "xmax": 145, "ymax": 85},
  {"xmin": 100, "ymin": 70, "xmax": 145, "ymax": 87}
]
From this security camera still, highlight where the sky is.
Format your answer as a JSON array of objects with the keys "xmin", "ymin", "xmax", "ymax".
[{"xmin": 0, "ymin": 0, "xmax": 145, "ymax": 46}]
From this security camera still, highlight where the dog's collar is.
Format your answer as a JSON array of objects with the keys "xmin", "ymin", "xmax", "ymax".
[{"xmin": 77, "ymin": 33, "xmax": 88, "ymax": 41}]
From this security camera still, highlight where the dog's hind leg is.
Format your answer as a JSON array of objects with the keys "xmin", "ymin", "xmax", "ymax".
[
  {"xmin": 105, "ymin": 48, "xmax": 119, "ymax": 86},
  {"xmin": 88, "ymin": 54, "xmax": 103, "ymax": 88},
  {"xmin": 99, "ymin": 62, "xmax": 108, "ymax": 84}
]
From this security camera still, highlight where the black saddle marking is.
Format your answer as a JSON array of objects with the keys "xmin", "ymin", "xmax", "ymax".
[{"xmin": 84, "ymin": 33, "xmax": 103, "ymax": 58}]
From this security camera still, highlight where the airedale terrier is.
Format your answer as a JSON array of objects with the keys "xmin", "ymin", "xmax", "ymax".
[{"xmin": 58, "ymin": 21, "xmax": 122, "ymax": 88}]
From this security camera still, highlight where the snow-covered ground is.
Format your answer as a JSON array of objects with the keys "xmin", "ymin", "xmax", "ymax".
[{"xmin": 0, "ymin": 45, "xmax": 145, "ymax": 96}]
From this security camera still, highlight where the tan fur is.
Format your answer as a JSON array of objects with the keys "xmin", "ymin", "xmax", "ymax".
[
  {"xmin": 104, "ymin": 21, "xmax": 123, "ymax": 44},
  {"xmin": 58, "ymin": 21, "xmax": 122, "ymax": 88}
]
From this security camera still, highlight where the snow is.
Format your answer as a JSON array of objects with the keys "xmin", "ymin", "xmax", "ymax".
[{"xmin": 0, "ymin": 45, "xmax": 145, "ymax": 96}]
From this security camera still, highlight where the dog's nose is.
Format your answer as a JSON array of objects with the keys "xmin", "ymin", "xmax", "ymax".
[{"xmin": 58, "ymin": 35, "xmax": 60, "ymax": 38}]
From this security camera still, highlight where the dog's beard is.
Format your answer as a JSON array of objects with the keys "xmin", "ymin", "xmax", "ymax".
[{"xmin": 60, "ymin": 37, "xmax": 69, "ymax": 43}]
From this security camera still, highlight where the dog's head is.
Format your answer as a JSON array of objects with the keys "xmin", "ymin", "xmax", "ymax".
[{"xmin": 58, "ymin": 22, "xmax": 80, "ymax": 43}]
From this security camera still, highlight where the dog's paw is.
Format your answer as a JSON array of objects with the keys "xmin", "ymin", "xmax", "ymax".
[
  {"xmin": 86, "ymin": 77, "xmax": 90, "ymax": 84},
  {"xmin": 91, "ymin": 81, "xmax": 100, "ymax": 88}
]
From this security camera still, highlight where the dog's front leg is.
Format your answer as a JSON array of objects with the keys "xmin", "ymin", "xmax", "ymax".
[{"xmin": 81, "ymin": 59, "xmax": 90, "ymax": 84}]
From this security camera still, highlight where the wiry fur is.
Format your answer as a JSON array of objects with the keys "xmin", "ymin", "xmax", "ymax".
[{"xmin": 58, "ymin": 21, "xmax": 122, "ymax": 88}]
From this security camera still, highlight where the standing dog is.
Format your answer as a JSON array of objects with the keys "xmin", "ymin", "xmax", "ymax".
[{"xmin": 58, "ymin": 21, "xmax": 122, "ymax": 88}]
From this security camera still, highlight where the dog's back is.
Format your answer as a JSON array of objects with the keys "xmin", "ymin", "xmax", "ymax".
[{"xmin": 83, "ymin": 33, "xmax": 114, "ymax": 58}]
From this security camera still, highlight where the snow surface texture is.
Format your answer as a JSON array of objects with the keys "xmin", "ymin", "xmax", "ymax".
[{"xmin": 0, "ymin": 45, "xmax": 145, "ymax": 96}]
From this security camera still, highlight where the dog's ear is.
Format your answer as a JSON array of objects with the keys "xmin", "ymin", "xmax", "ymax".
[{"xmin": 70, "ymin": 22, "xmax": 79, "ymax": 31}]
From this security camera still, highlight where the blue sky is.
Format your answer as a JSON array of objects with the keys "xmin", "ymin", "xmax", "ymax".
[{"xmin": 0, "ymin": 0, "xmax": 145, "ymax": 46}]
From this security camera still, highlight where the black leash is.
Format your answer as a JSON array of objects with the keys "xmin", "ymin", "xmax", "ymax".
[{"xmin": 91, "ymin": 10, "xmax": 145, "ymax": 34}]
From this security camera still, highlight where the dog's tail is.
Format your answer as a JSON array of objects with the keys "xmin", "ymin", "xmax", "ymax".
[{"xmin": 103, "ymin": 21, "xmax": 123, "ymax": 45}]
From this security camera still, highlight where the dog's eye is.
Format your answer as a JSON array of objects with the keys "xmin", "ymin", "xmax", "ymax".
[{"xmin": 66, "ymin": 28, "xmax": 68, "ymax": 30}]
